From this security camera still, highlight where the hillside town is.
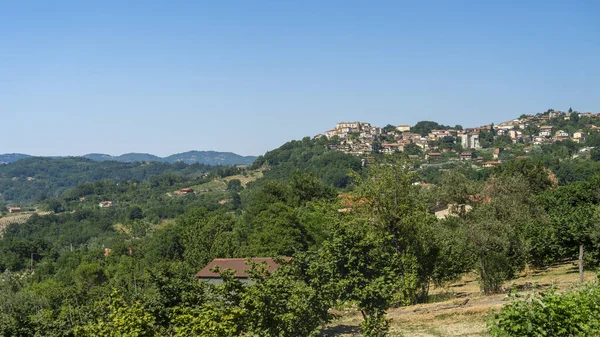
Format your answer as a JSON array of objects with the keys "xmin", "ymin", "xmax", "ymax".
[{"xmin": 317, "ymin": 109, "xmax": 600, "ymax": 163}]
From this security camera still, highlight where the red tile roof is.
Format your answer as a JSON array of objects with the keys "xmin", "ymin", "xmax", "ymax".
[{"xmin": 194, "ymin": 257, "xmax": 291, "ymax": 279}]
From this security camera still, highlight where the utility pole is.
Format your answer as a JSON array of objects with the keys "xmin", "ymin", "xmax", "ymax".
[{"xmin": 579, "ymin": 244, "xmax": 584, "ymax": 283}]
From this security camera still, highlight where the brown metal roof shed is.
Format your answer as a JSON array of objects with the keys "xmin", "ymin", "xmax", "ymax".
[{"xmin": 194, "ymin": 257, "xmax": 291, "ymax": 279}]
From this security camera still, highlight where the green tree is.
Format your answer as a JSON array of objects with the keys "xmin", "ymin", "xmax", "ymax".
[
  {"xmin": 75, "ymin": 290, "xmax": 158, "ymax": 337},
  {"xmin": 403, "ymin": 143, "xmax": 422, "ymax": 155},
  {"xmin": 466, "ymin": 175, "xmax": 536, "ymax": 293},
  {"xmin": 315, "ymin": 219, "xmax": 404, "ymax": 336},
  {"xmin": 351, "ymin": 161, "xmax": 440, "ymax": 301}
]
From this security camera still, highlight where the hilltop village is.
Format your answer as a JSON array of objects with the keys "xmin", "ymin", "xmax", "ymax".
[{"xmin": 317, "ymin": 109, "xmax": 599, "ymax": 164}]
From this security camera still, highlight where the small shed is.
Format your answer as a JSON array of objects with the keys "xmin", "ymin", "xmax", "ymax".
[
  {"xmin": 195, "ymin": 257, "xmax": 290, "ymax": 284},
  {"xmin": 8, "ymin": 207, "xmax": 21, "ymax": 213},
  {"xmin": 426, "ymin": 152, "xmax": 442, "ymax": 160},
  {"xmin": 178, "ymin": 188, "xmax": 194, "ymax": 195},
  {"xmin": 460, "ymin": 152, "xmax": 475, "ymax": 160}
]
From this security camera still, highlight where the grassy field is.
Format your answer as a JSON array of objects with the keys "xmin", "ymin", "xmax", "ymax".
[
  {"xmin": 324, "ymin": 261, "xmax": 596, "ymax": 337},
  {"xmin": 223, "ymin": 169, "xmax": 264, "ymax": 187},
  {"xmin": 189, "ymin": 179, "xmax": 228, "ymax": 192}
]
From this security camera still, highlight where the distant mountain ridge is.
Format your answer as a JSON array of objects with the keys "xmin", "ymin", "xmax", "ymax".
[
  {"xmin": 0, "ymin": 151, "xmax": 256, "ymax": 166},
  {"xmin": 0, "ymin": 153, "xmax": 32, "ymax": 164}
]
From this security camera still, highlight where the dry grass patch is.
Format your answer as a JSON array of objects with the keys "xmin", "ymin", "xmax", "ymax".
[
  {"xmin": 223, "ymin": 169, "xmax": 264, "ymax": 187},
  {"xmin": 324, "ymin": 261, "xmax": 596, "ymax": 337}
]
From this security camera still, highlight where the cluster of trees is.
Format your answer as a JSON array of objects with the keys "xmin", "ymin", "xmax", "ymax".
[
  {"xmin": 251, "ymin": 136, "xmax": 363, "ymax": 188},
  {"xmin": 410, "ymin": 121, "xmax": 461, "ymax": 137}
]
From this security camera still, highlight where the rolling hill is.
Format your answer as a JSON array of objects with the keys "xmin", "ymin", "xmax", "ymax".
[{"xmin": 0, "ymin": 151, "xmax": 256, "ymax": 166}]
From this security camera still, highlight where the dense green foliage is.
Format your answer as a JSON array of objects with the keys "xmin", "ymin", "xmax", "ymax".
[
  {"xmin": 411, "ymin": 121, "xmax": 452, "ymax": 136},
  {"xmin": 251, "ymin": 136, "xmax": 363, "ymax": 188},
  {"xmin": 5, "ymin": 133, "xmax": 600, "ymax": 335},
  {"xmin": 490, "ymin": 283, "xmax": 600, "ymax": 337}
]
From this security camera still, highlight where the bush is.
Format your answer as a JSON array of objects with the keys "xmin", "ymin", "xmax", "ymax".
[{"xmin": 489, "ymin": 283, "xmax": 600, "ymax": 336}]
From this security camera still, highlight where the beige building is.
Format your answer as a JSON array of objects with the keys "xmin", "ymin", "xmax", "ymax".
[{"xmin": 396, "ymin": 125, "xmax": 411, "ymax": 132}]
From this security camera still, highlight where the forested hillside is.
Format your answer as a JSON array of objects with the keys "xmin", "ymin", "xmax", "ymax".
[
  {"xmin": 251, "ymin": 136, "xmax": 363, "ymax": 188},
  {"xmin": 3, "ymin": 135, "xmax": 600, "ymax": 336},
  {"xmin": 0, "ymin": 158, "xmax": 217, "ymax": 205}
]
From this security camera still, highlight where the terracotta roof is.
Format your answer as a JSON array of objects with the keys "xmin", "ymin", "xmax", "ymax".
[{"xmin": 194, "ymin": 257, "xmax": 291, "ymax": 279}]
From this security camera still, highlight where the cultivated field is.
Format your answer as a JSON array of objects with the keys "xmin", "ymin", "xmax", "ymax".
[{"xmin": 0, "ymin": 211, "xmax": 52, "ymax": 236}]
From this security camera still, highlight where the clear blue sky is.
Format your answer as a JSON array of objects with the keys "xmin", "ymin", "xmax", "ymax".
[{"xmin": 1, "ymin": 1, "xmax": 598, "ymax": 156}]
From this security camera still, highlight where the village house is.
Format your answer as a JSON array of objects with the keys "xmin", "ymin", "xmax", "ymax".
[
  {"xmin": 360, "ymin": 132, "xmax": 375, "ymax": 140},
  {"xmin": 435, "ymin": 204, "xmax": 473, "ymax": 219},
  {"xmin": 8, "ymin": 207, "xmax": 21, "ymax": 213},
  {"xmin": 553, "ymin": 136, "xmax": 570, "ymax": 142},
  {"xmin": 426, "ymin": 152, "xmax": 442, "ymax": 160},
  {"xmin": 573, "ymin": 131, "xmax": 587, "ymax": 143},
  {"xmin": 483, "ymin": 161, "xmax": 502, "ymax": 168},
  {"xmin": 369, "ymin": 126, "xmax": 383, "ymax": 135},
  {"xmin": 402, "ymin": 132, "xmax": 422, "ymax": 141},
  {"xmin": 548, "ymin": 110, "xmax": 563, "ymax": 119},
  {"xmin": 493, "ymin": 148, "xmax": 503, "ymax": 159},
  {"xmin": 458, "ymin": 133, "xmax": 480, "ymax": 149},
  {"xmin": 555, "ymin": 130, "xmax": 569, "ymax": 138},
  {"xmin": 99, "ymin": 201, "xmax": 113, "ymax": 208},
  {"xmin": 325, "ymin": 129, "xmax": 339, "ymax": 138},
  {"xmin": 396, "ymin": 125, "xmax": 411, "ymax": 132},
  {"xmin": 414, "ymin": 139, "xmax": 430, "ymax": 150},
  {"xmin": 430, "ymin": 129, "xmax": 453, "ymax": 138},
  {"xmin": 460, "ymin": 152, "xmax": 475, "ymax": 160},
  {"xmin": 336, "ymin": 122, "xmax": 361, "ymax": 130},
  {"xmin": 539, "ymin": 126, "xmax": 553, "ymax": 137},
  {"xmin": 382, "ymin": 143, "xmax": 403, "ymax": 154},
  {"xmin": 178, "ymin": 188, "xmax": 194, "ymax": 195},
  {"xmin": 195, "ymin": 257, "xmax": 291, "ymax": 284},
  {"xmin": 508, "ymin": 129, "xmax": 522, "ymax": 141}
]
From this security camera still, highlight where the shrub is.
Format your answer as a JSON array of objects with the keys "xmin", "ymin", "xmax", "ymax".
[{"xmin": 489, "ymin": 284, "xmax": 600, "ymax": 336}]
